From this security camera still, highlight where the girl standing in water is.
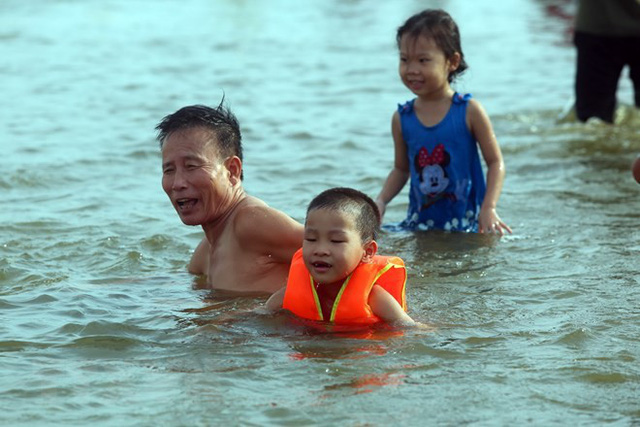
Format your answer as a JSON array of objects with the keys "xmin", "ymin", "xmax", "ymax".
[{"xmin": 376, "ymin": 9, "xmax": 511, "ymax": 234}]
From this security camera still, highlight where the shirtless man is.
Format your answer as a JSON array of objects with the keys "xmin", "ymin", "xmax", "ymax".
[{"xmin": 156, "ymin": 102, "xmax": 303, "ymax": 294}]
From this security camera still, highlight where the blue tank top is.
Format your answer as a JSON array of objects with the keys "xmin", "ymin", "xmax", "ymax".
[{"xmin": 397, "ymin": 93, "xmax": 486, "ymax": 232}]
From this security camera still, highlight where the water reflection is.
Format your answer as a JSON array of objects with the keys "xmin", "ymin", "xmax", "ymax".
[{"xmin": 323, "ymin": 372, "xmax": 406, "ymax": 395}]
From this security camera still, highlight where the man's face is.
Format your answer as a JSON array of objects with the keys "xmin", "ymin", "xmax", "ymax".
[{"xmin": 161, "ymin": 127, "xmax": 234, "ymax": 226}]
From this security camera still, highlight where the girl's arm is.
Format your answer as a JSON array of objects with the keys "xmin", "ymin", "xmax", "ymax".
[
  {"xmin": 467, "ymin": 99, "xmax": 512, "ymax": 235},
  {"xmin": 369, "ymin": 284, "xmax": 416, "ymax": 326},
  {"xmin": 375, "ymin": 112, "xmax": 410, "ymax": 220}
]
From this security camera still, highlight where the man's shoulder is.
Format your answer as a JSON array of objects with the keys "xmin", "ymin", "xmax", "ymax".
[
  {"xmin": 232, "ymin": 197, "xmax": 284, "ymax": 236},
  {"xmin": 233, "ymin": 196, "xmax": 277, "ymax": 223},
  {"xmin": 232, "ymin": 196, "xmax": 302, "ymax": 250}
]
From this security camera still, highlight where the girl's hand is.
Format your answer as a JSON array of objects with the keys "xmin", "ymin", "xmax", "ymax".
[{"xmin": 478, "ymin": 207, "xmax": 512, "ymax": 235}]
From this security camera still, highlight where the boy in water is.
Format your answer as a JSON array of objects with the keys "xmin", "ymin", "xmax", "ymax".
[{"xmin": 266, "ymin": 187, "xmax": 418, "ymax": 327}]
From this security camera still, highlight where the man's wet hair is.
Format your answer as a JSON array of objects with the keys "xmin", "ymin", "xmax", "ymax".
[
  {"xmin": 155, "ymin": 97, "xmax": 243, "ymax": 166},
  {"xmin": 306, "ymin": 187, "xmax": 381, "ymax": 242}
]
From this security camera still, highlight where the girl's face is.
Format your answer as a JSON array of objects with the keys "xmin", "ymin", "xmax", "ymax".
[
  {"xmin": 398, "ymin": 34, "xmax": 460, "ymax": 99},
  {"xmin": 302, "ymin": 208, "xmax": 371, "ymax": 287}
]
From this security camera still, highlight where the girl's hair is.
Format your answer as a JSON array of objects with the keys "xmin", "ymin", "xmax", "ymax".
[
  {"xmin": 306, "ymin": 187, "xmax": 380, "ymax": 242},
  {"xmin": 396, "ymin": 9, "xmax": 468, "ymax": 83}
]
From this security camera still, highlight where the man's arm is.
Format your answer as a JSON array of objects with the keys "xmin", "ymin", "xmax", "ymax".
[
  {"xmin": 188, "ymin": 237, "xmax": 210, "ymax": 275},
  {"xmin": 234, "ymin": 204, "xmax": 304, "ymax": 264}
]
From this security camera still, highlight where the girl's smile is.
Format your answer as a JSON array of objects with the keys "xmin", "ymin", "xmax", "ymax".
[{"xmin": 398, "ymin": 34, "xmax": 459, "ymax": 100}]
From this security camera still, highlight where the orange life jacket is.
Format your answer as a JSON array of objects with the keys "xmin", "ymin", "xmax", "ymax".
[{"xmin": 282, "ymin": 248, "xmax": 407, "ymax": 325}]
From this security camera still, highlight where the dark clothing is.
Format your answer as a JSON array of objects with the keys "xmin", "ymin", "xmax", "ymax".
[
  {"xmin": 574, "ymin": 32, "xmax": 640, "ymax": 122},
  {"xmin": 573, "ymin": 0, "xmax": 640, "ymax": 122},
  {"xmin": 575, "ymin": 0, "xmax": 640, "ymax": 37}
]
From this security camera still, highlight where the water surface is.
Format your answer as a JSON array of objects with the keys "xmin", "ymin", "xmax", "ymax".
[{"xmin": 1, "ymin": 0, "xmax": 639, "ymax": 425}]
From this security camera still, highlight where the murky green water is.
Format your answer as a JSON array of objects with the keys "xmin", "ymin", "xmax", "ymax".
[{"xmin": 2, "ymin": 0, "xmax": 639, "ymax": 425}]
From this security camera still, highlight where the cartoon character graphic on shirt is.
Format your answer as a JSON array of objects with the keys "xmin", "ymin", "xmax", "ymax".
[{"xmin": 414, "ymin": 143, "xmax": 456, "ymax": 210}]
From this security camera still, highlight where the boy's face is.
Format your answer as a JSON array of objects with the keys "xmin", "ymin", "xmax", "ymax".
[{"xmin": 302, "ymin": 208, "xmax": 375, "ymax": 286}]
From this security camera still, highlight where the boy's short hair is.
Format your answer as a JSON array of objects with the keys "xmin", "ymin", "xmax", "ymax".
[{"xmin": 306, "ymin": 187, "xmax": 381, "ymax": 241}]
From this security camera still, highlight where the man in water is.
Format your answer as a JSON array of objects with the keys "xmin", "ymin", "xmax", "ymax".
[{"xmin": 156, "ymin": 102, "xmax": 303, "ymax": 294}]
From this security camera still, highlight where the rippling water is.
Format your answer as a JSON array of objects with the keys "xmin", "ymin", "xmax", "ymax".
[{"xmin": 2, "ymin": 0, "xmax": 640, "ymax": 425}]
